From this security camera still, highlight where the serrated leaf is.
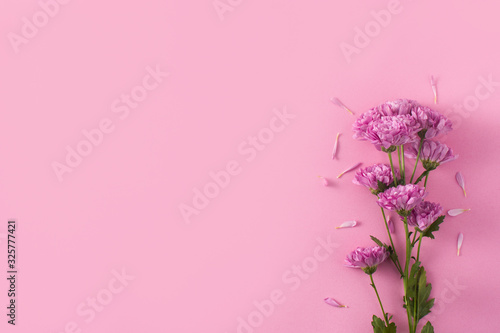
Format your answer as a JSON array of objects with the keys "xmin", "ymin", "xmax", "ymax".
[
  {"xmin": 371, "ymin": 315, "xmax": 397, "ymax": 333},
  {"xmin": 406, "ymin": 262, "xmax": 434, "ymax": 323},
  {"xmin": 421, "ymin": 215, "xmax": 445, "ymax": 239},
  {"xmin": 421, "ymin": 321, "xmax": 434, "ymax": 333}
]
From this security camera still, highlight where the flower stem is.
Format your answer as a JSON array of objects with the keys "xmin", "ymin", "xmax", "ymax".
[
  {"xmin": 424, "ymin": 173, "xmax": 429, "ymax": 188},
  {"xmin": 397, "ymin": 146, "xmax": 403, "ymax": 183},
  {"xmin": 388, "ymin": 152, "xmax": 398, "ymax": 186},
  {"xmin": 369, "ymin": 273, "xmax": 390, "ymax": 327},
  {"xmin": 379, "ymin": 206, "xmax": 403, "ymax": 276},
  {"xmin": 409, "ymin": 139, "xmax": 423, "ymax": 183},
  {"xmin": 414, "ymin": 170, "xmax": 429, "ymax": 185},
  {"xmin": 403, "ymin": 217, "xmax": 414, "ymax": 333},
  {"xmin": 416, "ymin": 232, "xmax": 423, "ymax": 263},
  {"xmin": 401, "ymin": 145, "xmax": 406, "ymax": 185}
]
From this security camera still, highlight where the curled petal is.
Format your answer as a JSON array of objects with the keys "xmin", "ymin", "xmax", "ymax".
[
  {"xmin": 388, "ymin": 219, "xmax": 395, "ymax": 234},
  {"xmin": 332, "ymin": 133, "xmax": 341, "ymax": 160},
  {"xmin": 324, "ymin": 297, "xmax": 348, "ymax": 308},
  {"xmin": 318, "ymin": 176, "xmax": 329, "ymax": 186},
  {"xmin": 336, "ymin": 221, "xmax": 357, "ymax": 229},
  {"xmin": 455, "ymin": 172, "xmax": 467, "ymax": 197},
  {"xmin": 448, "ymin": 208, "xmax": 470, "ymax": 217},
  {"xmin": 338, "ymin": 162, "xmax": 362, "ymax": 178},
  {"xmin": 457, "ymin": 233, "xmax": 464, "ymax": 256},
  {"xmin": 330, "ymin": 97, "xmax": 354, "ymax": 115}
]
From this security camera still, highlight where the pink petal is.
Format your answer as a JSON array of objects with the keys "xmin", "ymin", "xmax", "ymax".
[
  {"xmin": 332, "ymin": 133, "xmax": 341, "ymax": 160},
  {"xmin": 330, "ymin": 97, "xmax": 354, "ymax": 115},
  {"xmin": 388, "ymin": 219, "xmax": 395, "ymax": 234},
  {"xmin": 457, "ymin": 233, "xmax": 464, "ymax": 256},
  {"xmin": 448, "ymin": 208, "xmax": 470, "ymax": 217},
  {"xmin": 324, "ymin": 297, "xmax": 348, "ymax": 308},
  {"xmin": 318, "ymin": 176, "xmax": 329, "ymax": 186},
  {"xmin": 337, "ymin": 162, "xmax": 362, "ymax": 178},
  {"xmin": 336, "ymin": 221, "xmax": 357, "ymax": 229},
  {"xmin": 430, "ymin": 75, "xmax": 438, "ymax": 104},
  {"xmin": 455, "ymin": 172, "xmax": 467, "ymax": 197}
]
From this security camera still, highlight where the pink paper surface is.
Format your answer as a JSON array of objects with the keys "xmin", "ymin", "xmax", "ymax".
[{"xmin": 1, "ymin": 0, "xmax": 499, "ymax": 332}]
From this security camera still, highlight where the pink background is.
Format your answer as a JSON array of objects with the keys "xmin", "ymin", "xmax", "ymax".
[{"xmin": 1, "ymin": 0, "xmax": 500, "ymax": 332}]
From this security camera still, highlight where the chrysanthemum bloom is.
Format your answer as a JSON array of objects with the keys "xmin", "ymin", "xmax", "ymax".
[
  {"xmin": 405, "ymin": 140, "xmax": 458, "ymax": 170},
  {"xmin": 344, "ymin": 246, "xmax": 389, "ymax": 274},
  {"xmin": 353, "ymin": 164, "xmax": 399, "ymax": 194},
  {"xmin": 412, "ymin": 106, "xmax": 453, "ymax": 139},
  {"xmin": 352, "ymin": 99, "xmax": 419, "ymax": 141},
  {"xmin": 377, "ymin": 184, "xmax": 427, "ymax": 216},
  {"xmin": 407, "ymin": 201, "xmax": 443, "ymax": 230},
  {"xmin": 365, "ymin": 115, "xmax": 421, "ymax": 152}
]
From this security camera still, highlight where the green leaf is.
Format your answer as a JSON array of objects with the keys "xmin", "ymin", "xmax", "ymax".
[
  {"xmin": 421, "ymin": 215, "xmax": 445, "ymax": 239},
  {"xmin": 406, "ymin": 262, "xmax": 435, "ymax": 324},
  {"xmin": 421, "ymin": 321, "xmax": 434, "ymax": 333},
  {"xmin": 371, "ymin": 315, "xmax": 397, "ymax": 333},
  {"xmin": 370, "ymin": 235, "xmax": 385, "ymax": 247}
]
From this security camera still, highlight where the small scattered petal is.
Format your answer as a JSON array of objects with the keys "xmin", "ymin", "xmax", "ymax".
[
  {"xmin": 337, "ymin": 162, "xmax": 362, "ymax": 178},
  {"xmin": 430, "ymin": 75, "xmax": 438, "ymax": 104},
  {"xmin": 388, "ymin": 219, "xmax": 395, "ymax": 234},
  {"xmin": 336, "ymin": 221, "xmax": 357, "ymax": 229},
  {"xmin": 332, "ymin": 132, "xmax": 341, "ymax": 160},
  {"xmin": 330, "ymin": 97, "xmax": 354, "ymax": 115},
  {"xmin": 457, "ymin": 233, "xmax": 464, "ymax": 256},
  {"xmin": 455, "ymin": 172, "xmax": 467, "ymax": 197},
  {"xmin": 324, "ymin": 297, "xmax": 348, "ymax": 308},
  {"xmin": 447, "ymin": 208, "xmax": 470, "ymax": 217},
  {"xmin": 317, "ymin": 176, "xmax": 329, "ymax": 186}
]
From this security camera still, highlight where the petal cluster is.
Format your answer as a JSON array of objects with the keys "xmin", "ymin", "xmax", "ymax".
[
  {"xmin": 377, "ymin": 184, "xmax": 427, "ymax": 215},
  {"xmin": 407, "ymin": 201, "xmax": 443, "ymax": 230},
  {"xmin": 353, "ymin": 164, "xmax": 398, "ymax": 194},
  {"xmin": 344, "ymin": 246, "xmax": 389, "ymax": 273},
  {"xmin": 406, "ymin": 140, "xmax": 457, "ymax": 170}
]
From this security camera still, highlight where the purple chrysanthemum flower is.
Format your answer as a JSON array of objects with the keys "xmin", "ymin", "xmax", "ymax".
[
  {"xmin": 353, "ymin": 164, "xmax": 398, "ymax": 194},
  {"xmin": 407, "ymin": 201, "xmax": 443, "ymax": 230},
  {"xmin": 365, "ymin": 115, "xmax": 421, "ymax": 151},
  {"xmin": 405, "ymin": 140, "xmax": 458, "ymax": 170},
  {"xmin": 412, "ymin": 106, "xmax": 453, "ymax": 139},
  {"xmin": 344, "ymin": 246, "xmax": 389, "ymax": 274},
  {"xmin": 377, "ymin": 184, "xmax": 427, "ymax": 216}
]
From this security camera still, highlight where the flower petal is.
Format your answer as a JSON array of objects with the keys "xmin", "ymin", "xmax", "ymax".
[
  {"xmin": 336, "ymin": 221, "xmax": 357, "ymax": 229},
  {"xmin": 337, "ymin": 162, "xmax": 362, "ymax": 178},
  {"xmin": 457, "ymin": 232, "xmax": 464, "ymax": 256},
  {"xmin": 318, "ymin": 176, "xmax": 329, "ymax": 186},
  {"xmin": 332, "ymin": 132, "xmax": 341, "ymax": 160},
  {"xmin": 455, "ymin": 172, "xmax": 467, "ymax": 197},
  {"xmin": 430, "ymin": 75, "xmax": 438, "ymax": 104},
  {"xmin": 388, "ymin": 219, "xmax": 395, "ymax": 234},
  {"xmin": 330, "ymin": 97, "xmax": 354, "ymax": 115},
  {"xmin": 448, "ymin": 208, "xmax": 470, "ymax": 217},
  {"xmin": 324, "ymin": 297, "xmax": 348, "ymax": 308}
]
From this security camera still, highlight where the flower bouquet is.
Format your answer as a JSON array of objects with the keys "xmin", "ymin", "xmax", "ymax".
[{"xmin": 343, "ymin": 99, "xmax": 458, "ymax": 333}]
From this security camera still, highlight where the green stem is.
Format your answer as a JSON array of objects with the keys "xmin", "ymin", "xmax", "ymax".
[
  {"xmin": 409, "ymin": 139, "xmax": 423, "ymax": 183},
  {"xmin": 411, "ymin": 230, "xmax": 418, "ymax": 246},
  {"xmin": 379, "ymin": 206, "xmax": 403, "ymax": 276},
  {"xmin": 403, "ymin": 217, "xmax": 414, "ymax": 333},
  {"xmin": 416, "ymin": 233, "xmax": 423, "ymax": 263},
  {"xmin": 388, "ymin": 152, "xmax": 398, "ymax": 186},
  {"xmin": 424, "ymin": 174, "xmax": 429, "ymax": 188},
  {"xmin": 369, "ymin": 273, "xmax": 390, "ymax": 327},
  {"xmin": 397, "ymin": 146, "xmax": 403, "ymax": 183},
  {"xmin": 401, "ymin": 145, "xmax": 406, "ymax": 185},
  {"xmin": 414, "ymin": 170, "xmax": 429, "ymax": 185}
]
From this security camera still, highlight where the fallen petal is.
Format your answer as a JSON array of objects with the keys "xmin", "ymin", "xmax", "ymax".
[
  {"xmin": 430, "ymin": 75, "xmax": 438, "ymax": 104},
  {"xmin": 448, "ymin": 208, "xmax": 470, "ymax": 217},
  {"xmin": 455, "ymin": 172, "xmax": 467, "ymax": 197},
  {"xmin": 332, "ymin": 132, "xmax": 341, "ymax": 160},
  {"xmin": 388, "ymin": 219, "xmax": 395, "ymax": 234},
  {"xmin": 324, "ymin": 297, "xmax": 348, "ymax": 308},
  {"xmin": 337, "ymin": 162, "xmax": 362, "ymax": 178},
  {"xmin": 330, "ymin": 97, "xmax": 354, "ymax": 115},
  {"xmin": 336, "ymin": 221, "xmax": 357, "ymax": 229},
  {"xmin": 457, "ymin": 233, "xmax": 464, "ymax": 256},
  {"xmin": 318, "ymin": 176, "xmax": 329, "ymax": 186}
]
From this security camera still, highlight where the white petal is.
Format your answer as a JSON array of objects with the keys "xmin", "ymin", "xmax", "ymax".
[
  {"xmin": 457, "ymin": 233, "xmax": 464, "ymax": 256},
  {"xmin": 455, "ymin": 172, "xmax": 467, "ymax": 197},
  {"xmin": 337, "ymin": 162, "xmax": 362, "ymax": 178},
  {"xmin": 336, "ymin": 221, "xmax": 357, "ymax": 229},
  {"xmin": 332, "ymin": 133, "xmax": 341, "ymax": 160},
  {"xmin": 324, "ymin": 297, "xmax": 348, "ymax": 308},
  {"xmin": 448, "ymin": 208, "xmax": 470, "ymax": 217}
]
